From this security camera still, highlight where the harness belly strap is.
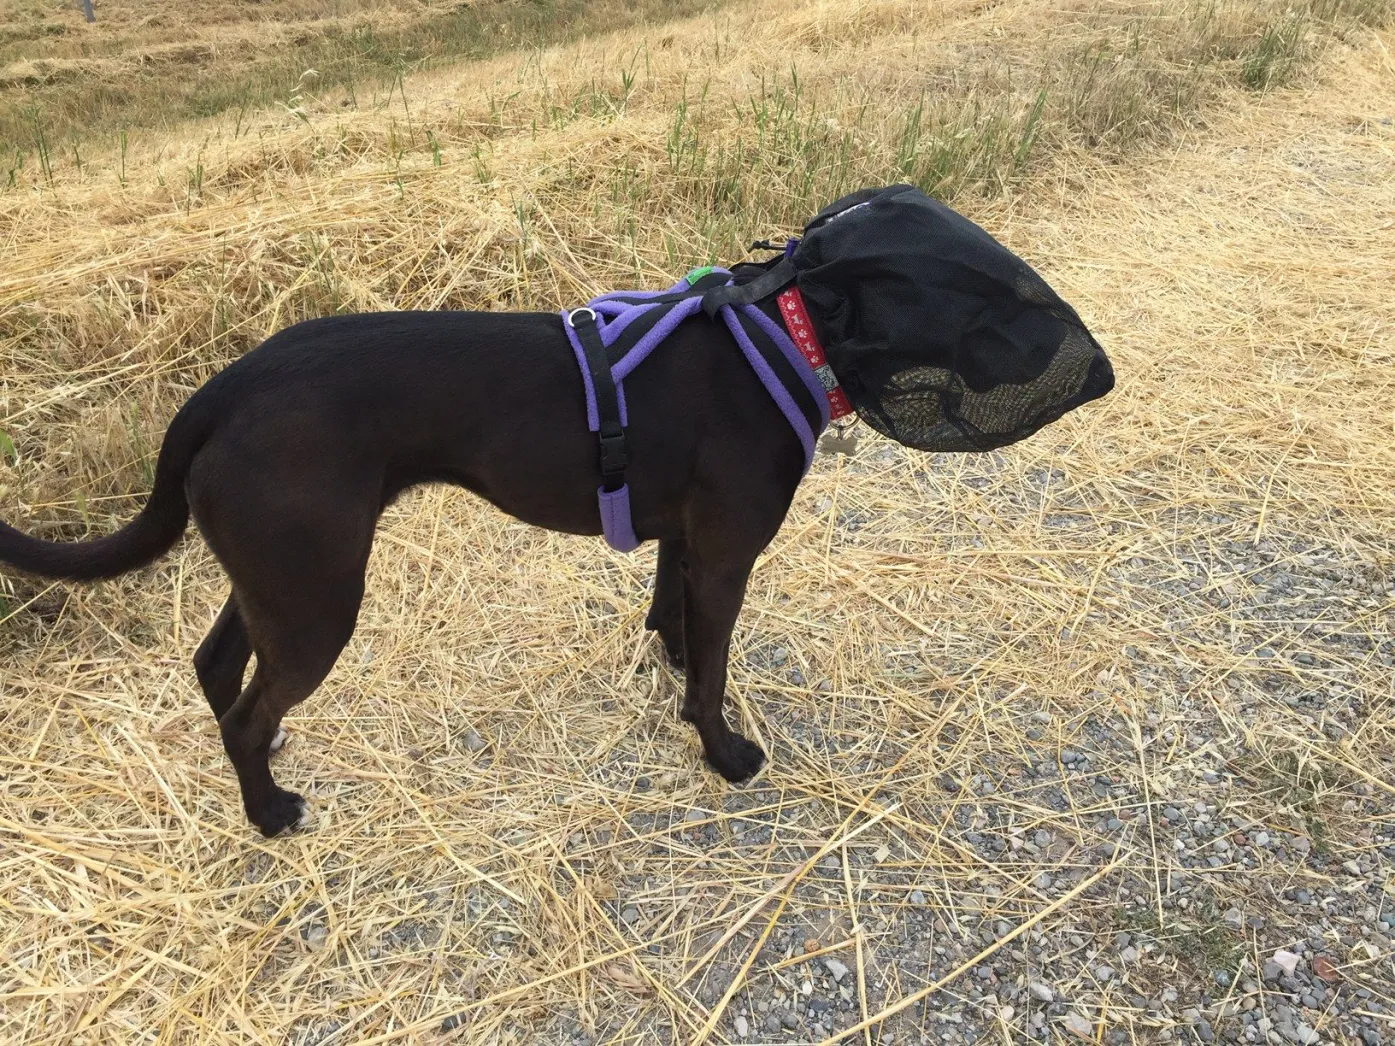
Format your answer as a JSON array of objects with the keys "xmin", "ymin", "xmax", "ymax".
[{"xmin": 562, "ymin": 268, "xmax": 849, "ymax": 552}]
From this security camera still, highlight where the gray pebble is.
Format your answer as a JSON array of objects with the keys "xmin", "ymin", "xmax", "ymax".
[
  {"xmin": 621, "ymin": 907, "xmax": 639, "ymax": 925},
  {"xmin": 463, "ymin": 728, "xmax": 487, "ymax": 752}
]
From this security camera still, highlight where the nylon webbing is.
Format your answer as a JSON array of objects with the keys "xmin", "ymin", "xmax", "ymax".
[{"xmin": 568, "ymin": 309, "xmax": 628, "ymax": 492}]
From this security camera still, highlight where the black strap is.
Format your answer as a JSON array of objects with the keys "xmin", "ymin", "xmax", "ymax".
[
  {"xmin": 569, "ymin": 310, "xmax": 628, "ymax": 491},
  {"xmin": 600, "ymin": 301, "xmax": 671, "ymax": 366},
  {"xmin": 700, "ymin": 258, "xmax": 797, "ymax": 318}
]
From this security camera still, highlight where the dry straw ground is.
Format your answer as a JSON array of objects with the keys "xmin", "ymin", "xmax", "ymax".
[{"xmin": 2, "ymin": 0, "xmax": 1394, "ymax": 1043}]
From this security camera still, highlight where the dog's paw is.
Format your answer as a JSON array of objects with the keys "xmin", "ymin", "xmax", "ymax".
[
  {"xmin": 269, "ymin": 725, "xmax": 289, "ymax": 756},
  {"xmin": 706, "ymin": 734, "xmax": 766, "ymax": 783},
  {"xmin": 252, "ymin": 787, "xmax": 311, "ymax": 837}
]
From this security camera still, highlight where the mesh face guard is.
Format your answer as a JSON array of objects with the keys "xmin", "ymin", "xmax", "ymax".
[{"xmin": 787, "ymin": 185, "xmax": 1114, "ymax": 452}]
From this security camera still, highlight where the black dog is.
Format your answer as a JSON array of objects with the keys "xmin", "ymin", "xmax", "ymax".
[{"xmin": 0, "ymin": 310, "xmax": 803, "ymax": 836}]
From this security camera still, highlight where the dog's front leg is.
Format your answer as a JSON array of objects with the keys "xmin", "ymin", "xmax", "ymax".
[
  {"xmin": 678, "ymin": 543, "xmax": 766, "ymax": 782},
  {"xmin": 644, "ymin": 537, "xmax": 686, "ymax": 669}
]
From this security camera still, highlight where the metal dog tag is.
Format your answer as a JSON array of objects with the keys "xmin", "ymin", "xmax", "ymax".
[{"xmin": 818, "ymin": 427, "xmax": 859, "ymax": 457}]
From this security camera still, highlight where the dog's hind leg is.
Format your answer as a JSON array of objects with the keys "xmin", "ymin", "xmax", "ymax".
[
  {"xmin": 193, "ymin": 593, "xmax": 251, "ymax": 719},
  {"xmin": 644, "ymin": 538, "xmax": 686, "ymax": 669},
  {"xmin": 187, "ymin": 440, "xmax": 379, "ymax": 833},
  {"xmin": 217, "ymin": 575, "xmax": 363, "ymax": 836},
  {"xmin": 193, "ymin": 593, "xmax": 295, "ymax": 756},
  {"xmin": 677, "ymin": 535, "xmax": 766, "ymax": 783}
]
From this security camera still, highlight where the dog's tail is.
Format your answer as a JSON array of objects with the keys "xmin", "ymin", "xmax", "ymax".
[{"xmin": 0, "ymin": 401, "xmax": 210, "ymax": 582}]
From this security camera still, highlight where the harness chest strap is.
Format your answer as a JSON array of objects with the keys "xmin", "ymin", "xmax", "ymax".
[{"xmin": 566, "ymin": 306, "xmax": 637, "ymax": 552}]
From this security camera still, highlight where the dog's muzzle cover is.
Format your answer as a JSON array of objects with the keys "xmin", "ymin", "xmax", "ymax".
[{"xmin": 788, "ymin": 184, "xmax": 1115, "ymax": 452}]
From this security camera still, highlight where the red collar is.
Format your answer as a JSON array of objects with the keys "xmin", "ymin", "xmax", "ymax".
[{"xmin": 776, "ymin": 285, "xmax": 854, "ymax": 421}]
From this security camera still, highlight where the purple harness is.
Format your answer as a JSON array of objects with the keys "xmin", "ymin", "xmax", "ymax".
[{"xmin": 561, "ymin": 268, "xmax": 831, "ymax": 551}]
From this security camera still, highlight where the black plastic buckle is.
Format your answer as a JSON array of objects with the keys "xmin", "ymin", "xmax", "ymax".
[{"xmin": 599, "ymin": 430, "xmax": 629, "ymax": 477}]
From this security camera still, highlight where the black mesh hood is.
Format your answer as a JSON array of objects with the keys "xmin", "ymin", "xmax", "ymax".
[{"xmin": 789, "ymin": 184, "xmax": 1114, "ymax": 452}]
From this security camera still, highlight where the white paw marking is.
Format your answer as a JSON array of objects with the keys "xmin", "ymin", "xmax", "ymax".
[
  {"xmin": 269, "ymin": 726, "xmax": 289, "ymax": 755},
  {"xmin": 293, "ymin": 797, "xmax": 312, "ymax": 829}
]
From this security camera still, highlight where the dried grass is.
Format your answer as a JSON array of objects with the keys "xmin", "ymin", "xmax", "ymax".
[
  {"xmin": 1, "ymin": 0, "xmax": 1394, "ymax": 1042},
  {"xmin": 0, "ymin": 0, "xmax": 725, "ymax": 148}
]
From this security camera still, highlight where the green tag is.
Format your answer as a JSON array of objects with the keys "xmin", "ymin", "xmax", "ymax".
[{"xmin": 684, "ymin": 265, "xmax": 717, "ymax": 286}]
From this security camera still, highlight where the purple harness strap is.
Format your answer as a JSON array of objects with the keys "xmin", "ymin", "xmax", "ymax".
[{"xmin": 562, "ymin": 270, "xmax": 830, "ymax": 552}]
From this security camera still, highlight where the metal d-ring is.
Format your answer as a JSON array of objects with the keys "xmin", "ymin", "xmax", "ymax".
[{"xmin": 566, "ymin": 307, "xmax": 598, "ymax": 328}]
